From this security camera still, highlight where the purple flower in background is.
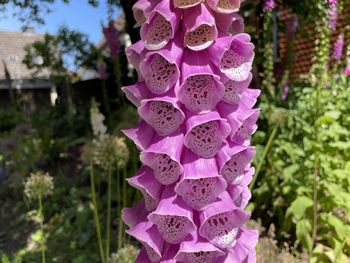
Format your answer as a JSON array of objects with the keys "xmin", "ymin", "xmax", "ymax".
[
  {"xmin": 103, "ymin": 21, "xmax": 121, "ymax": 56},
  {"xmin": 121, "ymin": 0, "xmax": 260, "ymax": 261},
  {"xmin": 0, "ymin": 138, "xmax": 18, "ymax": 156},
  {"xmin": 333, "ymin": 34, "xmax": 344, "ymax": 61},
  {"xmin": 328, "ymin": 0, "xmax": 338, "ymax": 30},
  {"xmin": 344, "ymin": 67, "xmax": 350, "ymax": 76},
  {"xmin": 263, "ymin": 0, "xmax": 276, "ymax": 12},
  {"xmin": 281, "ymin": 84, "xmax": 289, "ymax": 100}
]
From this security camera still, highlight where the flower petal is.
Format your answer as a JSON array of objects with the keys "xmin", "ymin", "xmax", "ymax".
[
  {"xmin": 206, "ymin": 0, "xmax": 242, "ymax": 14},
  {"xmin": 216, "ymin": 141, "xmax": 255, "ymax": 184},
  {"xmin": 183, "ymin": 3, "xmax": 218, "ymax": 51},
  {"xmin": 161, "ymin": 244, "xmax": 179, "ymax": 262},
  {"xmin": 184, "ymin": 111, "xmax": 231, "ymax": 158},
  {"xmin": 135, "ymin": 248, "xmax": 152, "ymax": 263},
  {"xmin": 127, "ymin": 166, "xmax": 162, "ymax": 212},
  {"xmin": 175, "ymin": 230, "xmax": 225, "ymax": 262},
  {"xmin": 148, "ymin": 187, "xmax": 196, "ymax": 244},
  {"xmin": 140, "ymin": 0, "xmax": 181, "ymax": 50},
  {"xmin": 121, "ymin": 82, "xmax": 151, "ymax": 107},
  {"xmin": 217, "ymin": 103, "xmax": 259, "ymax": 143},
  {"xmin": 215, "ymin": 12, "xmax": 244, "ymax": 35},
  {"xmin": 175, "ymin": 149, "xmax": 227, "ymax": 210},
  {"xmin": 138, "ymin": 92, "xmax": 185, "ymax": 136},
  {"xmin": 177, "ymin": 51, "xmax": 224, "ymax": 114},
  {"xmin": 125, "ymin": 40, "xmax": 147, "ymax": 79},
  {"xmin": 199, "ymin": 192, "xmax": 250, "ymax": 248},
  {"xmin": 127, "ymin": 221, "xmax": 164, "ymax": 262},
  {"xmin": 140, "ymin": 35, "xmax": 183, "ymax": 94},
  {"xmin": 132, "ymin": 0, "xmax": 157, "ymax": 28},
  {"xmin": 207, "ymin": 34, "xmax": 254, "ymax": 81},
  {"xmin": 122, "ymin": 199, "xmax": 148, "ymax": 228},
  {"xmin": 174, "ymin": 0, "xmax": 202, "ymax": 9},
  {"xmin": 221, "ymin": 73, "xmax": 253, "ymax": 105},
  {"xmin": 140, "ymin": 131, "xmax": 184, "ymax": 185},
  {"xmin": 122, "ymin": 120, "xmax": 155, "ymax": 151}
]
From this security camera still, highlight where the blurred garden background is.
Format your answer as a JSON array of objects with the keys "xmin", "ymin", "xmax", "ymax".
[{"xmin": 0, "ymin": 0, "xmax": 350, "ymax": 262}]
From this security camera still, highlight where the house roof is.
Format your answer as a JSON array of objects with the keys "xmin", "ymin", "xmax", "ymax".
[{"xmin": 0, "ymin": 29, "xmax": 50, "ymax": 81}]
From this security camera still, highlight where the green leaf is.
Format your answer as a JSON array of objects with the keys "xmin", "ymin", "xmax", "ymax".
[
  {"xmin": 327, "ymin": 214, "xmax": 350, "ymax": 241},
  {"xmin": 31, "ymin": 229, "xmax": 44, "ymax": 243},
  {"xmin": 286, "ymin": 196, "xmax": 313, "ymax": 220},
  {"xmin": 1, "ymin": 254, "xmax": 10, "ymax": 263},
  {"xmin": 296, "ymin": 219, "xmax": 313, "ymax": 252}
]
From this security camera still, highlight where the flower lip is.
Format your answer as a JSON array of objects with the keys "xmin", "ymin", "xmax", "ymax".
[
  {"xmin": 174, "ymin": 0, "xmax": 202, "ymax": 9},
  {"xmin": 140, "ymin": 0, "xmax": 181, "ymax": 50},
  {"xmin": 125, "ymin": 40, "xmax": 147, "ymax": 79},
  {"xmin": 122, "ymin": 199, "xmax": 149, "ymax": 228},
  {"xmin": 207, "ymin": 33, "xmax": 255, "ymax": 82},
  {"xmin": 184, "ymin": 111, "xmax": 231, "ymax": 158},
  {"xmin": 217, "ymin": 103, "xmax": 260, "ymax": 142},
  {"xmin": 175, "ymin": 230, "xmax": 226, "ymax": 262},
  {"xmin": 127, "ymin": 166, "xmax": 162, "ymax": 212},
  {"xmin": 217, "ymin": 227, "xmax": 259, "ymax": 263},
  {"xmin": 121, "ymin": 82, "xmax": 151, "ymax": 107},
  {"xmin": 140, "ymin": 131, "xmax": 184, "ymax": 185},
  {"xmin": 178, "ymin": 50, "xmax": 224, "ymax": 114},
  {"xmin": 199, "ymin": 192, "xmax": 250, "ymax": 248},
  {"xmin": 126, "ymin": 221, "xmax": 164, "ymax": 262},
  {"xmin": 138, "ymin": 92, "xmax": 185, "ymax": 136},
  {"xmin": 132, "ymin": 0, "xmax": 157, "ymax": 28},
  {"xmin": 216, "ymin": 141, "xmax": 256, "ymax": 184},
  {"xmin": 122, "ymin": 120, "xmax": 155, "ymax": 151},
  {"xmin": 175, "ymin": 149, "xmax": 227, "ymax": 210},
  {"xmin": 221, "ymin": 72, "xmax": 253, "ymax": 105},
  {"xmin": 215, "ymin": 12, "xmax": 244, "ymax": 36},
  {"xmin": 139, "ymin": 36, "xmax": 183, "ymax": 94},
  {"xmin": 183, "ymin": 3, "xmax": 218, "ymax": 51},
  {"xmin": 148, "ymin": 188, "xmax": 197, "ymax": 244},
  {"xmin": 207, "ymin": 0, "xmax": 242, "ymax": 14}
]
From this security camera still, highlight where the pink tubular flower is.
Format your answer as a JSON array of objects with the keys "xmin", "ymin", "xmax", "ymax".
[
  {"xmin": 122, "ymin": 0, "xmax": 259, "ymax": 262},
  {"xmin": 328, "ymin": 0, "xmax": 338, "ymax": 30},
  {"xmin": 333, "ymin": 34, "xmax": 344, "ymax": 62},
  {"xmin": 345, "ymin": 67, "xmax": 350, "ymax": 76},
  {"xmin": 103, "ymin": 21, "xmax": 121, "ymax": 56},
  {"xmin": 263, "ymin": 0, "xmax": 276, "ymax": 12}
]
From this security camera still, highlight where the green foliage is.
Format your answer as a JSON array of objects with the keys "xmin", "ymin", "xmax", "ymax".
[
  {"xmin": 23, "ymin": 26, "xmax": 95, "ymax": 76},
  {"xmin": 0, "ymin": 109, "xmax": 23, "ymax": 132},
  {"xmin": 254, "ymin": 75, "xmax": 350, "ymax": 261}
]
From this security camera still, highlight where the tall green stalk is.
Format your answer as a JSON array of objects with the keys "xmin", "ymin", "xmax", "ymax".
[
  {"xmin": 101, "ymin": 80, "xmax": 111, "ymax": 127},
  {"xmin": 122, "ymin": 166, "xmax": 128, "ymax": 244},
  {"xmin": 116, "ymin": 166, "xmax": 123, "ymax": 250},
  {"xmin": 89, "ymin": 165, "xmax": 106, "ymax": 263},
  {"xmin": 105, "ymin": 167, "xmax": 112, "ymax": 261},
  {"xmin": 38, "ymin": 194, "xmax": 46, "ymax": 263},
  {"xmin": 250, "ymin": 125, "xmax": 278, "ymax": 191}
]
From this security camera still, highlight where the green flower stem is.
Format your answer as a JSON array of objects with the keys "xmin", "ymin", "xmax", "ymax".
[
  {"xmin": 89, "ymin": 165, "xmax": 106, "ymax": 263},
  {"xmin": 250, "ymin": 125, "xmax": 278, "ymax": 191},
  {"xmin": 38, "ymin": 194, "xmax": 46, "ymax": 263},
  {"xmin": 116, "ymin": 167, "xmax": 123, "ymax": 250},
  {"xmin": 122, "ymin": 166, "xmax": 127, "ymax": 244},
  {"xmin": 311, "ymin": 80, "xmax": 321, "ymax": 255},
  {"xmin": 101, "ymin": 80, "xmax": 111, "ymax": 127},
  {"xmin": 106, "ymin": 167, "xmax": 112, "ymax": 261}
]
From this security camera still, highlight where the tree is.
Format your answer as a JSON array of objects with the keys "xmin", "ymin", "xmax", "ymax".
[{"xmin": 23, "ymin": 26, "xmax": 97, "ymax": 111}]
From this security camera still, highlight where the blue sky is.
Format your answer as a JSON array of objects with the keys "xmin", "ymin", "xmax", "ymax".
[{"xmin": 0, "ymin": 1, "xmax": 121, "ymax": 44}]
